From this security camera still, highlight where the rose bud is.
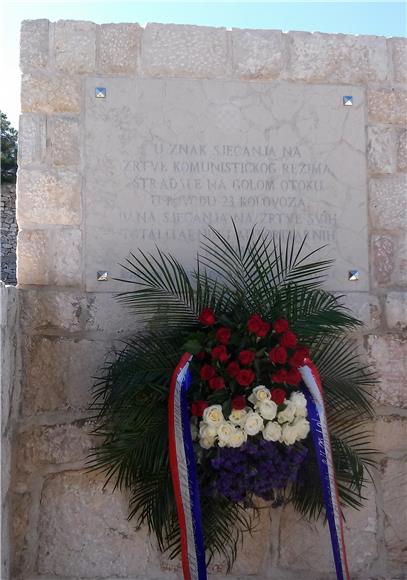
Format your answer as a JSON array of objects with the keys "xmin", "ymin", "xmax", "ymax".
[
  {"xmin": 271, "ymin": 369, "xmax": 288, "ymax": 384},
  {"xmin": 272, "ymin": 319, "xmax": 289, "ymax": 334},
  {"xmin": 216, "ymin": 327, "xmax": 232, "ymax": 345},
  {"xmin": 256, "ymin": 321, "xmax": 270, "ymax": 337},
  {"xmin": 247, "ymin": 314, "xmax": 263, "ymax": 334},
  {"xmin": 191, "ymin": 400, "xmax": 209, "ymax": 417},
  {"xmin": 236, "ymin": 369, "xmax": 255, "ymax": 387},
  {"xmin": 269, "ymin": 346, "xmax": 288, "ymax": 364},
  {"xmin": 286, "ymin": 368, "xmax": 302, "ymax": 387},
  {"xmin": 227, "ymin": 361, "xmax": 240, "ymax": 378},
  {"xmin": 279, "ymin": 331, "xmax": 298, "ymax": 349},
  {"xmin": 211, "ymin": 345, "xmax": 229, "ymax": 363},
  {"xmin": 200, "ymin": 364, "xmax": 216, "ymax": 381},
  {"xmin": 232, "ymin": 395, "xmax": 246, "ymax": 410},
  {"xmin": 198, "ymin": 308, "xmax": 216, "ymax": 326},
  {"xmin": 209, "ymin": 376, "xmax": 225, "ymax": 390},
  {"xmin": 270, "ymin": 388, "xmax": 286, "ymax": 405},
  {"xmin": 238, "ymin": 350, "xmax": 256, "ymax": 366}
]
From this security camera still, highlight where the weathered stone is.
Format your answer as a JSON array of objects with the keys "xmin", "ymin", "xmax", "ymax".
[
  {"xmin": 382, "ymin": 457, "xmax": 407, "ymax": 565},
  {"xmin": 369, "ymin": 176, "xmax": 407, "ymax": 231},
  {"xmin": 38, "ymin": 471, "xmax": 150, "ymax": 576},
  {"xmin": 47, "ymin": 115, "xmax": 80, "ymax": 166},
  {"xmin": 232, "ymin": 29, "xmax": 284, "ymax": 79},
  {"xmin": 18, "ymin": 114, "xmax": 46, "ymax": 165},
  {"xmin": 85, "ymin": 292, "xmax": 143, "ymax": 338},
  {"xmin": 367, "ymin": 334, "xmax": 407, "ymax": 408},
  {"xmin": 20, "ymin": 289, "xmax": 86, "ymax": 332},
  {"xmin": 17, "ymin": 168, "xmax": 81, "ymax": 225},
  {"xmin": 22, "ymin": 337, "xmax": 109, "ymax": 415},
  {"xmin": 11, "ymin": 492, "xmax": 31, "ymax": 576},
  {"xmin": 367, "ymin": 126, "xmax": 396, "ymax": 174},
  {"xmin": 397, "ymin": 128, "xmax": 407, "ymax": 172},
  {"xmin": 397, "ymin": 235, "xmax": 407, "ymax": 286},
  {"xmin": 368, "ymin": 89, "xmax": 407, "ymax": 125},
  {"xmin": 339, "ymin": 292, "xmax": 381, "ymax": 329},
  {"xmin": 20, "ymin": 19, "xmax": 49, "ymax": 71},
  {"xmin": 99, "ymin": 23, "xmax": 142, "ymax": 73},
  {"xmin": 374, "ymin": 416, "xmax": 407, "ymax": 455},
  {"xmin": 21, "ymin": 72, "xmax": 81, "ymax": 113},
  {"xmin": 390, "ymin": 37, "xmax": 407, "ymax": 83},
  {"xmin": 54, "ymin": 20, "xmax": 96, "ymax": 73},
  {"xmin": 372, "ymin": 235, "xmax": 397, "ymax": 286},
  {"xmin": 287, "ymin": 32, "xmax": 388, "ymax": 83},
  {"xmin": 385, "ymin": 292, "xmax": 407, "ymax": 331},
  {"xmin": 17, "ymin": 228, "xmax": 82, "ymax": 286},
  {"xmin": 142, "ymin": 23, "xmax": 229, "ymax": 78}
]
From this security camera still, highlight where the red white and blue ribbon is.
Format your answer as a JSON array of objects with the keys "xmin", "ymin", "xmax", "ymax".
[
  {"xmin": 299, "ymin": 359, "xmax": 350, "ymax": 580},
  {"xmin": 168, "ymin": 353, "xmax": 207, "ymax": 580}
]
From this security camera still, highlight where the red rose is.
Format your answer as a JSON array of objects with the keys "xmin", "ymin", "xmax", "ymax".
[
  {"xmin": 191, "ymin": 400, "xmax": 208, "ymax": 417},
  {"xmin": 198, "ymin": 308, "xmax": 216, "ymax": 326},
  {"xmin": 196, "ymin": 351, "xmax": 206, "ymax": 361},
  {"xmin": 280, "ymin": 331, "xmax": 298, "ymax": 349},
  {"xmin": 269, "ymin": 346, "xmax": 288, "ymax": 364},
  {"xmin": 236, "ymin": 369, "xmax": 255, "ymax": 387},
  {"xmin": 289, "ymin": 347, "xmax": 310, "ymax": 368},
  {"xmin": 211, "ymin": 345, "xmax": 228, "ymax": 363},
  {"xmin": 271, "ymin": 369, "xmax": 288, "ymax": 384},
  {"xmin": 270, "ymin": 388, "xmax": 286, "ymax": 405},
  {"xmin": 200, "ymin": 364, "xmax": 216, "ymax": 381},
  {"xmin": 209, "ymin": 376, "xmax": 225, "ymax": 390},
  {"xmin": 216, "ymin": 327, "xmax": 232, "ymax": 345},
  {"xmin": 232, "ymin": 395, "xmax": 246, "ymax": 410},
  {"xmin": 257, "ymin": 321, "xmax": 270, "ymax": 337},
  {"xmin": 272, "ymin": 318, "xmax": 289, "ymax": 333},
  {"xmin": 247, "ymin": 314, "xmax": 263, "ymax": 334},
  {"xmin": 238, "ymin": 350, "xmax": 256, "ymax": 366},
  {"xmin": 227, "ymin": 361, "xmax": 240, "ymax": 378},
  {"xmin": 287, "ymin": 368, "xmax": 301, "ymax": 387}
]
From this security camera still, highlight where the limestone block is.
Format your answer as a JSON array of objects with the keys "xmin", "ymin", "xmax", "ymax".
[
  {"xmin": 20, "ymin": 19, "xmax": 49, "ymax": 71},
  {"xmin": 372, "ymin": 234, "xmax": 397, "ymax": 286},
  {"xmin": 17, "ymin": 168, "xmax": 81, "ymax": 225},
  {"xmin": 367, "ymin": 126, "xmax": 396, "ymax": 174},
  {"xmin": 85, "ymin": 292, "xmax": 143, "ymax": 338},
  {"xmin": 369, "ymin": 176, "xmax": 407, "ymax": 231},
  {"xmin": 99, "ymin": 23, "xmax": 142, "ymax": 73},
  {"xmin": 368, "ymin": 89, "xmax": 407, "ymax": 125},
  {"xmin": 142, "ymin": 23, "xmax": 229, "ymax": 78},
  {"xmin": 18, "ymin": 114, "xmax": 46, "ymax": 165},
  {"xmin": 367, "ymin": 334, "xmax": 407, "ymax": 408},
  {"xmin": 37, "ymin": 471, "xmax": 150, "ymax": 576},
  {"xmin": 20, "ymin": 289, "xmax": 86, "ymax": 332},
  {"xmin": 54, "ymin": 20, "xmax": 96, "ymax": 73},
  {"xmin": 22, "ymin": 337, "xmax": 109, "ymax": 415},
  {"xmin": 385, "ymin": 293, "xmax": 407, "ymax": 331},
  {"xmin": 397, "ymin": 235, "xmax": 407, "ymax": 286},
  {"xmin": 17, "ymin": 421, "xmax": 95, "ymax": 472},
  {"xmin": 21, "ymin": 72, "xmax": 81, "ymax": 113},
  {"xmin": 232, "ymin": 28, "xmax": 285, "ymax": 79},
  {"xmin": 382, "ymin": 457, "xmax": 407, "ymax": 565},
  {"xmin": 11, "ymin": 492, "xmax": 31, "ymax": 576},
  {"xmin": 279, "ymin": 492, "xmax": 377, "ymax": 575},
  {"xmin": 47, "ymin": 115, "xmax": 80, "ymax": 166},
  {"xmin": 339, "ymin": 292, "xmax": 381, "ymax": 330},
  {"xmin": 17, "ymin": 228, "xmax": 82, "ymax": 286},
  {"xmin": 287, "ymin": 31, "xmax": 388, "ymax": 83},
  {"xmin": 390, "ymin": 37, "xmax": 407, "ymax": 83},
  {"xmin": 397, "ymin": 128, "xmax": 407, "ymax": 172},
  {"xmin": 374, "ymin": 416, "xmax": 407, "ymax": 455}
]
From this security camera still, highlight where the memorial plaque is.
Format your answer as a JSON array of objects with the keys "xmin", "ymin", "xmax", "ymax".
[{"xmin": 84, "ymin": 79, "xmax": 368, "ymax": 292}]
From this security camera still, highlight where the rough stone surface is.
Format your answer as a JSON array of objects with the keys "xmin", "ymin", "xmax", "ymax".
[
  {"xmin": 17, "ymin": 168, "xmax": 81, "ymax": 225},
  {"xmin": 18, "ymin": 114, "xmax": 46, "ymax": 165},
  {"xmin": 20, "ymin": 19, "xmax": 49, "ymax": 71},
  {"xmin": 397, "ymin": 128, "xmax": 407, "ymax": 172},
  {"xmin": 385, "ymin": 293, "xmax": 407, "ymax": 330},
  {"xmin": 232, "ymin": 29, "xmax": 285, "ymax": 79},
  {"xmin": 287, "ymin": 32, "xmax": 388, "ymax": 83},
  {"xmin": 372, "ymin": 235, "xmax": 397, "ymax": 286},
  {"xmin": 339, "ymin": 292, "xmax": 381, "ymax": 329},
  {"xmin": 17, "ymin": 228, "xmax": 82, "ymax": 286},
  {"xmin": 374, "ymin": 416, "xmax": 407, "ymax": 455},
  {"xmin": 47, "ymin": 115, "xmax": 80, "ymax": 166},
  {"xmin": 22, "ymin": 337, "xmax": 109, "ymax": 415},
  {"xmin": 19, "ymin": 289, "xmax": 86, "ymax": 332},
  {"xmin": 37, "ymin": 471, "xmax": 150, "ymax": 576},
  {"xmin": 369, "ymin": 175, "xmax": 407, "ymax": 231},
  {"xmin": 367, "ymin": 126, "xmax": 396, "ymax": 174},
  {"xmin": 85, "ymin": 292, "xmax": 143, "ymax": 338},
  {"xmin": 367, "ymin": 334, "xmax": 407, "ymax": 408},
  {"xmin": 99, "ymin": 23, "xmax": 142, "ymax": 73},
  {"xmin": 368, "ymin": 89, "xmax": 407, "ymax": 125},
  {"xmin": 1, "ymin": 183, "xmax": 18, "ymax": 284},
  {"xmin": 142, "ymin": 23, "xmax": 229, "ymax": 78},
  {"xmin": 21, "ymin": 72, "xmax": 81, "ymax": 113},
  {"xmin": 391, "ymin": 37, "xmax": 407, "ymax": 83},
  {"xmin": 382, "ymin": 457, "xmax": 407, "ymax": 565},
  {"xmin": 54, "ymin": 20, "xmax": 96, "ymax": 73},
  {"xmin": 11, "ymin": 493, "xmax": 31, "ymax": 576}
]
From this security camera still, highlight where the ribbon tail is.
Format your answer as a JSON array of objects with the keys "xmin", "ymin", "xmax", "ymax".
[
  {"xmin": 299, "ymin": 359, "xmax": 351, "ymax": 580},
  {"xmin": 168, "ymin": 353, "xmax": 207, "ymax": 580}
]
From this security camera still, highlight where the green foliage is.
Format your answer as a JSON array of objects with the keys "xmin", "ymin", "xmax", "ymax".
[
  {"xmin": 1, "ymin": 111, "xmax": 18, "ymax": 183},
  {"xmin": 89, "ymin": 225, "xmax": 376, "ymax": 568}
]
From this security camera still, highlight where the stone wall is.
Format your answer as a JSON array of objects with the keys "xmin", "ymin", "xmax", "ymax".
[
  {"xmin": 12, "ymin": 20, "xmax": 407, "ymax": 580},
  {"xmin": 1, "ymin": 183, "xmax": 18, "ymax": 285}
]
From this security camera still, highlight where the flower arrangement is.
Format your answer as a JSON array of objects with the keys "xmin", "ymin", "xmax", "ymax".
[{"xmin": 89, "ymin": 226, "xmax": 376, "ymax": 576}]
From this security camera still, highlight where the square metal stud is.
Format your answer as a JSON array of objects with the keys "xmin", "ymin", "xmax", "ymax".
[
  {"xmin": 343, "ymin": 96, "xmax": 353, "ymax": 106},
  {"xmin": 95, "ymin": 87, "xmax": 106, "ymax": 98},
  {"xmin": 97, "ymin": 271, "xmax": 109, "ymax": 281},
  {"xmin": 348, "ymin": 270, "xmax": 360, "ymax": 281}
]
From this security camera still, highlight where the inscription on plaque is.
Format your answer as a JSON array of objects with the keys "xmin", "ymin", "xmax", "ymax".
[{"xmin": 84, "ymin": 79, "xmax": 368, "ymax": 291}]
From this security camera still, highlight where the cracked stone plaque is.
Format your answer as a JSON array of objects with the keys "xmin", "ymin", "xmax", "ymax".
[{"xmin": 84, "ymin": 78, "xmax": 368, "ymax": 292}]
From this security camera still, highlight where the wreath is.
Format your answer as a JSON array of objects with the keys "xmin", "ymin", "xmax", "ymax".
[{"xmin": 89, "ymin": 225, "xmax": 376, "ymax": 578}]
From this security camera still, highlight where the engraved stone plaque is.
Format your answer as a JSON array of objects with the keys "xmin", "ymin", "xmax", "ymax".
[{"xmin": 84, "ymin": 78, "xmax": 368, "ymax": 292}]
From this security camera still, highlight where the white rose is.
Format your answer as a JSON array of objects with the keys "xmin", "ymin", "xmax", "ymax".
[
  {"xmin": 203, "ymin": 405, "xmax": 224, "ymax": 427},
  {"xmin": 199, "ymin": 423, "xmax": 218, "ymax": 439},
  {"xmin": 263, "ymin": 421, "xmax": 282, "ymax": 442},
  {"xmin": 290, "ymin": 392, "xmax": 308, "ymax": 418},
  {"xmin": 277, "ymin": 401, "xmax": 296, "ymax": 424},
  {"xmin": 293, "ymin": 417, "xmax": 310, "ymax": 441},
  {"xmin": 244, "ymin": 411, "xmax": 264, "ymax": 436},
  {"xmin": 258, "ymin": 399, "xmax": 277, "ymax": 421},
  {"xmin": 229, "ymin": 428, "xmax": 247, "ymax": 448},
  {"xmin": 248, "ymin": 385, "xmax": 271, "ymax": 406},
  {"xmin": 229, "ymin": 408, "xmax": 247, "ymax": 426},
  {"xmin": 280, "ymin": 423, "xmax": 297, "ymax": 446},
  {"xmin": 217, "ymin": 422, "xmax": 236, "ymax": 444},
  {"xmin": 199, "ymin": 436, "xmax": 216, "ymax": 449}
]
